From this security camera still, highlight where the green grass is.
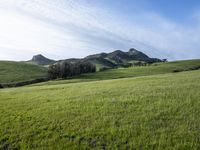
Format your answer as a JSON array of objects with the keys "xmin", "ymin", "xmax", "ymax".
[
  {"xmin": 36, "ymin": 59, "xmax": 200, "ymax": 86},
  {"xmin": 80, "ymin": 59, "xmax": 200, "ymax": 80},
  {"xmin": 0, "ymin": 61, "xmax": 47, "ymax": 83},
  {"xmin": 0, "ymin": 70, "xmax": 200, "ymax": 149},
  {"xmin": 0, "ymin": 59, "xmax": 199, "ymax": 86}
]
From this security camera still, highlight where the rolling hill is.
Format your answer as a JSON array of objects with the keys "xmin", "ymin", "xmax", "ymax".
[
  {"xmin": 0, "ymin": 55, "xmax": 200, "ymax": 149},
  {"xmin": 35, "ymin": 59, "xmax": 200, "ymax": 86},
  {"xmin": 0, "ymin": 61, "xmax": 48, "ymax": 84},
  {"xmin": 0, "ymin": 69, "xmax": 200, "ymax": 149},
  {"xmin": 78, "ymin": 59, "xmax": 200, "ymax": 80},
  {"xmin": 0, "ymin": 59, "xmax": 199, "ymax": 86}
]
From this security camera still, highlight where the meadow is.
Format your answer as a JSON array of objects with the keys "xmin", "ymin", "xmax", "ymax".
[
  {"xmin": 0, "ymin": 70, "xmax": 200, "ymax": 149},
  {"xmin": 79, "ymin": 59, "xmax": 200, "ymax": 80},
  {"xmin": 0, "ymin": 61, "xmax": 47, "ymax": 83},
  {"xmin": 0, "ymin": 59, "xmax": 199, "ymax": 86},
  {"xmin": 36, "ymin": 59, "xmax": 200, "ymax": 86}
]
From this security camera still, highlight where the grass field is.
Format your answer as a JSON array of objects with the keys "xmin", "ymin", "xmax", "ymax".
[
  {"xmin": 79, "ymin": 59, "xmax": 200, "ymax": 80},
  {"xmin": 0, "ymin": 70, "xmax": 200, "ymax": 149},
  {"xmin": 36, "ymin": 59, "xmax": 200, "ymax": 86},
  {"xmin": 0, "ymin": 61, "xmax": 47, "ymax": 83},
  {"xmin": 0, "ymin": 59, "xmax": 199, "ymax": 86}
]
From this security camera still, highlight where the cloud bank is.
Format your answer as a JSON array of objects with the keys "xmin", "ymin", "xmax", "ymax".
[{"xmin": 0, "ymin": 0, "xmax": 200, "ymax": 60}]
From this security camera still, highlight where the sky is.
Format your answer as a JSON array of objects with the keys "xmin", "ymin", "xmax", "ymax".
[{"xmin": 0, "ymin": 0, "xmax": 200, "ymax": 61}]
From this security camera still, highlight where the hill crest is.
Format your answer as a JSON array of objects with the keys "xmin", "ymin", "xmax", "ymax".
[{"xmin": 28, "ymin": 54, "xmax": 55, "ymax": 65}]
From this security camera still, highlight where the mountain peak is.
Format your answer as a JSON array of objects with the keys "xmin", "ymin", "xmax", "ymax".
[
  {"xmin": 32, "ymin": 54, "xmax": 46, "ymax": 60},
  {"xmin": 30, "ymin": 54, "xmax": 55, "ymax": 65},
  {"xmin": 129, "ymin": 48, "xmax": 138, "ymax": 52},
  {"xmin": 112, "ymin": 50, "xmax": 123, "ymax": 53},
  {"xmin": 128, "ymin": 48, "xmax": 149, "ymax": 59},
  {"xmin": 128, "ymin": 48, "xmax": 144, "ymax": 54}
]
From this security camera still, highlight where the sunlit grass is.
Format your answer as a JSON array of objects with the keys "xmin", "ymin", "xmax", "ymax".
[
  {"xmin": 0, "ymin": 70, "xmax": 200, "ymax": 149},
  {"xmin": 0, "ymin": 61, "xmax": 47, "ymax": 83}
]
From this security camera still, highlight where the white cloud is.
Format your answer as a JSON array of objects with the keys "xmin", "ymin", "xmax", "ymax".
[{"xmin": 0, "ymin": 0, "xmax": 200, "ymax": 61}]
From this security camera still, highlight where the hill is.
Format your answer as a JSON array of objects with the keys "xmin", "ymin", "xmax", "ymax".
[
  {"xmin": 34, "ymin": 48, "xmax": 162, "ymax": 69},
  {"xmin": 83, "ymin": 48, "xmax": 162, "ymax": 70},
  {"xmin": 27, "ymin": 54, "xmax": 55, "ymax": 65},
  {"xmin": 0, "ymin": 58, "xmax": 199, "ymax": 87},
  {"xmin": 78, "ymin": 59, "xmax": 200, "ymax": 80},
  {"xmin": 0, "ymin": 70, "xmax": 200, "ymax": 149},
  {"xmin": 0, "ymin": 61, "xmax": 48, "ymax": 83},
  {"xmin": 36, "ymin": 59, "xmax": 200, "ymax": 86}
]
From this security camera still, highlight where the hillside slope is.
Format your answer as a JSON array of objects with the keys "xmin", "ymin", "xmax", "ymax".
[
  {"xmin": 0, "ymin": 61, "xmax": 48, "ymax": 83},
  {"xmin": 37, "ymin": 59, "xmax": 200, "ymax": 86},
  {"xmin": 79, "ymin": 59, "xmax": 200, "ymax": 80},
  {"xmin": 0, "ymin": 70, "xmax": 200, "ymax": 149}
]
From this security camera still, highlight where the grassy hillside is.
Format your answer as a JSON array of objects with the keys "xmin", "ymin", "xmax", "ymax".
[
  {"xmin": 0, "ymin": 61, "xmax": 47, "ymax": 83},
  {"xmin": 1, "ymin": 59, "xmax": 198, "ymax": 86},
  {"xmin": 37, "ymin": 59, "xmax": 200, "ymax": 86},
  {"xmin": 79, "ymin": 59, "xmax": 200, "ymax": 79},
  {"xmin": 0, "ymin": 70, "xmax": 200, "ymax": 149}
]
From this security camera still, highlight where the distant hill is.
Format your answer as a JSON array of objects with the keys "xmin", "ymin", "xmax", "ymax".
[
  {"xmin": 85, "ymin": 48, "xmax": 161, "ymax": 66},
  {"xmin": 59, "ymin": 48, "xmax": 162, "ymax": 70},
  {"xmin": 0, "ymin": 61, "xmax": 47, "ymax": 84},
  {"xmin": 27, "ymin": 54, "xmax": 55, "ymax": 65},
  {"xmin": 28, "ymin": 48, "xmax": 162, "ymax": 69}
]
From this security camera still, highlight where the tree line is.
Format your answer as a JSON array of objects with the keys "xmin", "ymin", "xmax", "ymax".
[{"xmin": 48, "ymin": 61, "xmax": 96, "ymax": 79}]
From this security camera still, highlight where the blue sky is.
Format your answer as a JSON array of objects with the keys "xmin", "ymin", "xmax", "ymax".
[{"xmin": 0, "ymin": 0, "xmax": 200, "ymax": 60}]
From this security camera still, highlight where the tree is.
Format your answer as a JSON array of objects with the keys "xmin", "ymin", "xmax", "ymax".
[
  {"xmin": 48, "ymin": 61, "xmax": 96, "ymax": 79},
  {"xmin": 48, "ymin": 63, "xmax": 60, "ymax": 79}
]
